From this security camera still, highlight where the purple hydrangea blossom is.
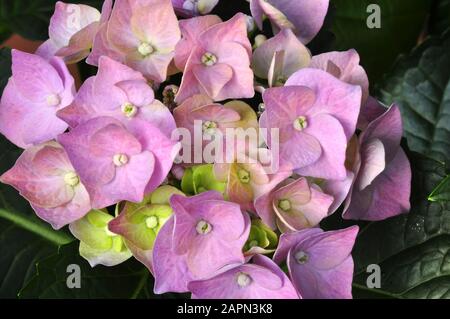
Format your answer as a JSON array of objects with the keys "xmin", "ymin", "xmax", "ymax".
[
  {"xmin": 153, "ymin": 191, "xmax": 250, "ymax": 293},
  {"xmin": 58, "ymin": 116, "xmax": 180, "ymax": 209},
  {"xmin": 255, "ymin": 177, "xmax": 334, "ymax": 232},
  {"xmin": 0, "ymin": 50, "xmax": 74, "ymax": 149},
  {"xmin": 260, "ymin": 70, "xmax": 361, "ymax": 179},
  {"xmin": 344, "ymin": 104, "xmax": 411, "ymax": 220},
  {"xmin": 250, "ymin": 0, "xmax": 329, "ymax": 44},
  {"xmin": 57, "ymin": 56, "xmax": 176, "ymax": 137},
  {"xmin": 274, "ymin": 226, "xmax": 359, "ymax": 299},
  {"xmin": 88, "ymin": 0, "xmax": 181, "ymax": 83},
  {"xmin": 175, "ymin": 13, "xmax": 254, "ymax": 102},
  {"xmin": 36, "ymin": 1, "xmax": 108, "ymax": 64},
  {"xmin": 188, "ymin": 254, "xmax": 299, "ymax": 299}
]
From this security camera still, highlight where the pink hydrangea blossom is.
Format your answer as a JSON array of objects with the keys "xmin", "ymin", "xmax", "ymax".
[
  {"xmin": 252, "ymin": 28, "xmax": 311, "ymax": 87},
  {"xmin": 153, "ymin": 191, "xmax": 250, "ymax": 293},
  {"xmin": 175, "ymin": 13, "xmax": 254, "ymax": 102},
  {"xmin": 37, "ymin": 1, "xmax": 110, "ymax": 64},
  {"xmin": 188, "ymin": 254, "xmax": 299, "ymax": 299},
  {"xmin": 0, "ymin": 50, "xmax": 74, "ymax": 149},
  {"xmin": 250, "ymin": 0, "xmax": 329, "ymax": 44},
  {"xmin": 174, "ymin": 15, "xmax": 222, "ymax": 71},
  {"xmin": 254, "ymin": 177, "xmax": 333, "ymax": 232},
  {"xmin": 310, "ymin": 49, "xmax": 369, "ymax": 104},
  {"xmin": 88, "ymin": 0, "xmax": 181, "ymax": 83},
  {"xmin": 344, "ymin": 104, "xmax": 411, "ymax": 220},
  {"xmin": 260, "ymin": 69, "xmax": 361, "ymax": 180},
  {"xmin": 58, "ymin": 117, "xmax": 180, "ymax": 209},
  {"xmin": 273, "ymin": 226, "xmax": 359, "ymax": 299},
  {"xmin": 57, "ymin": 56, "xmax": 176, "ymax": 137},
  {"xmin": 0, "ymin": 142, "xmax": 90, "ymax": 229}
]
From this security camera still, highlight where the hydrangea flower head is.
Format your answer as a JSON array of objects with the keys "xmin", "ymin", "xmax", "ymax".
[
  {"xmin": 58, "ymin": 117, "xmax": 180, "ymax": 208},
  {"xmin": 188, "ymin": 255, "xmax": 299, "ymax": 299},
  {"xmin": 175, "ymin": 13, "xmax": 254, "ymax": 102},
  {"xmin": 37, "ymin": 1, "xmax": 109, "ymax": 64},
  {"xmin": 255, "ymin": 177, "xmax": 333, "ymax": 232},
  {"xmin": 344, "ymin": 104, "xmax": 411, "ymax": 220},
  {"xmin": 88, "ymin": 0, "xmax": 181, "ymax": 82},
  {"xmin": 274, "ymin": 226, "xmax": 359, "ymax": 299},
  {"xmin": 0, "ymin": 142, "xmax": 90, "ymax": 230},
  {"xmin": 70, "ymin": 209, "xmax": 132, "ymax": 267},
  {"xmin": 0, "ymin": 50, "xmax": 74, "ymax": 149},
  {"xmin": 250, "ymin": 0, "xmax": 329, "ymax": 44}
]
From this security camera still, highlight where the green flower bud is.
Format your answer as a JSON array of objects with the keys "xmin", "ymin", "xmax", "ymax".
[
  {"xmin": 244, "ymin": 219, "xmax": 278, "ymax": 253},
  {"xmin": 69, "ymin": 209, "xmax": 132, "ymax": 267},
  {"xmin": 181, "ymin": 164, "xmax": 226, "ymax": 195}
]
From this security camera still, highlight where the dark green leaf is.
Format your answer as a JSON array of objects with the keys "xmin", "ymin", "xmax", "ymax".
[
  {"xmin": 19, "ymin": 242, "xmax": 179, "ymax": 299},
  {"xmin": 429, "ymin": 175, "xmax": 450, "ymax": 202},
  {"xmin": 429, "ymin": 0, "xmax": 450, "ymax": 35},
  {"xmin": 0, "ymin": 47, "xmax": 11, "ymax": 94},
  {"xmin": 331, "ymin": 0, "xmax": 431, "ymax": 83},
  {"xmin": 352, "ymin": 153, "xmax": 450, "ymax": 298},
  {"xmin": 378, "ymin": 31, "xmax": 450, "ymax": 162}
]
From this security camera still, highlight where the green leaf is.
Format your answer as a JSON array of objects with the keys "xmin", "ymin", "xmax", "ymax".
[
  {"xmin": 0, "ymin": 0, "xmax": 104, "ymax": 41},
  {"xmin": 352, "ymin": 153, "xmax": 450, "ymax": 299},
  {"xmin": 429, "ymin": 175, "xmax": 450, "ymax": 202},
  {"xmin": 331, "ymin": 0, "xmax": 431, "ymax": 83},
  {"xmin": 19, "ymin": 242, "xmax": 177, "ymax": 299},
  {"xmin": 429, "ymin": 0, "xmax": 450, "ymax": 35},
  {"xmin": 0, "ymin": 48, "xmax": 11, "ymax": 94},
  {"xmin": 377, "ymin": 31, "xmax": 450, "ymax": 162}
]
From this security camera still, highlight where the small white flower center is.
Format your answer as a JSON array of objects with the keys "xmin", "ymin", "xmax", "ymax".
[
  {"xmin": 236, "ymin": 273, "xmax": 252, "ymax": 287},
  {"xmin": 202, "ymin": 121, "xmax": 218, "ymax": 135},
  {"xmin": 46, "ymin": 94, "xmax": 61, "ymax": 106},
  {"xmin": 201, "ymin": 52, "xmax": 218, "ymax": 66},
  {"xmin": 113, "ymin": 154, "xmax": 129, "ymax": 167},
  {"xmin": 293, "ymin": 116, "xmax": 308, "ymax": 131},
  {"xmin": 295, "ymin": 251, "xmax": 309, "ymax": 264},
  {"xmin": 145, "ymin": 216, "xmax": 159, "ymax": 229},
  {"xmin": 237, "ymin": 169, "xmax": 250, "ymax": 184},
  {"xmin": 64, "ymin": 171, "xmax": 80, "ymax": 187},
  {"xmin": 196, "ymin": 220, "xmax": 212, "ymax": 235},
  {"xmin": 121, "ymin": 102, "xmax": 138, "ymax": 118},
  {"xmin": 278, "ymin": 199, "xmax": 291, "ymax": 212},
  {"xmin": 138, "ymin": 42, "xmax": 155, "ymax": 57}
]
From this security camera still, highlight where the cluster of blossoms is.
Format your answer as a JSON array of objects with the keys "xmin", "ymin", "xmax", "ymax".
[{"xmin": 0, "ymin": 0, "xmax": 412, "ymax": 299}]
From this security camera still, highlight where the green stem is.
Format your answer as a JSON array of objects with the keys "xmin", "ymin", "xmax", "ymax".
[
  {"xmin": 0, "ymin": 209, "xmax": 73, "ymax": 246},
  {"xmin": 130, "ymin": 271, "xmax": 149, "ymax": 299}
]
